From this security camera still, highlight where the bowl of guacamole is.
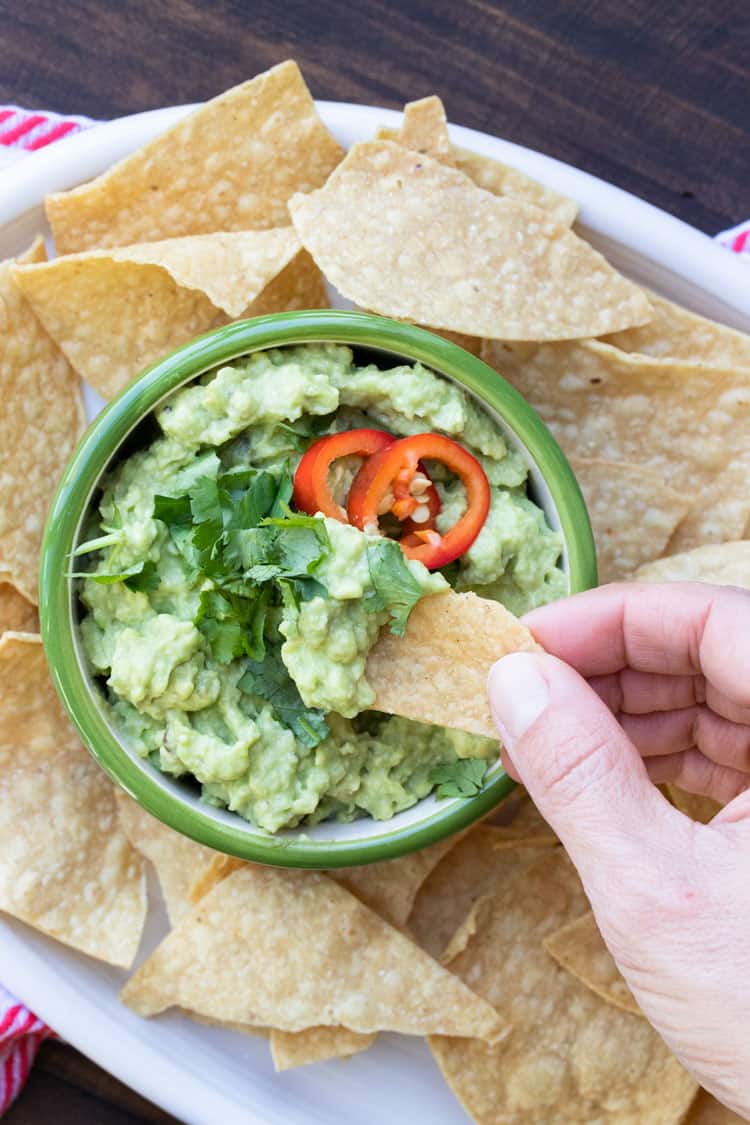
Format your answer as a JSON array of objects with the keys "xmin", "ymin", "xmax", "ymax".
[{"xmin": 40, "ymin": 311, "xmax": 596, "ymax": 866}]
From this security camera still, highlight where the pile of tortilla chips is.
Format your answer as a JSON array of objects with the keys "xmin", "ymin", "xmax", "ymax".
[{"xmin": 1, "ymin": 59, "xmax": 749, "ymax": 1123}]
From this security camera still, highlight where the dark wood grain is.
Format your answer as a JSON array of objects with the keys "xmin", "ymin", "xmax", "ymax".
[{"xmin": 1, "ymin": 2, "xmax": 749, "ymax": 1121}]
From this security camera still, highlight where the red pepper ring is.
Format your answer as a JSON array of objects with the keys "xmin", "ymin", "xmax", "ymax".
[
  {"xmin": 292, "ymin": 429, "xmax": 396, "ymax": 521},
  {"xmin": 347, "ymin": 433, "xmax": 491, "ymax": 569}
]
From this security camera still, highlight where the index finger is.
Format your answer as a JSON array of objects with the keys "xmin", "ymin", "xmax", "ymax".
[{"xmin": 523, "ymin": 582, "xmax": 750, "ymax": 709}]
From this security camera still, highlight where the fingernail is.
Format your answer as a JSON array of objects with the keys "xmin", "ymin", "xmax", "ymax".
[{"xmin": 487, "ymin": 653, "xmax": 549, "ymax": 749}]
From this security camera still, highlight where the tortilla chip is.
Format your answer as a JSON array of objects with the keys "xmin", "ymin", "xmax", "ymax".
[
  {"xmin": 14, "ymin": 229, "xmax": 325, "ymax": 400},
  {"xmin": 603, "ymin": 292, "xmax": 750, "ymax": 370},
  {"xmin": 486, "ymin": 787, "xmax": 557, "ymax": 837},
  {"xmin": 271, "ymin": 1027, "xmax": 376, "ymax": 1072},
  {"xmin": 114, "ymin": 792, "xmax": 219, "ymax": 925},
  {"xmin": 188, "ymin": 853, "xmax": 242, "ymax": 904},
  {"xmin": 395, "ymin": 96, "xmax": 456, "ymax": 164},
  {"xmin": 570, "ymin": 459, "xmax": 690, "ymax": 582},
  {"xmin": 367, "ymin": 591, "xmax": 540, "ymax": 737},
  {"xmin": 17, "ymin": 235, "xmax": 47, "ymax": 265},
  {"xmin": 665, "ymin": 456, "xmax": 750, "ymax": 555},
  {"xmin": 543, "ymin": 911, "xmax": 641, "ymax": 1017},
  {"xmin": 289, "ymin": 141, "xmax": 649, "ymax": 340},
  {"xmin": 665, "ymin": 786, "xmax": 721, "ymax": 824},
  {"xmin": 409, "ymin": 825, "xmax": 554, "ymax": 958},
  {"xmin": 0, "ymin": 634, "xmax": 146, "ymax": 966},
  {"xmin": 121, "ymin": 865, "xmax": 507, "ymax": 1042},
  {"xmin": 45, "ymin": 61, "xmax": 344, "ymax": 253},
  {"xmin": 334, "ymin": 835, "xmax": 461, "ymax": 929},
  {"xmin": 684, "ymin": 1091, "xmax": 746, "ymax": 1124},
  {"xmin": 635, "ymin": 541, "xmax": 750, "ymax": 586},
  {"xmin": 378, "ymin": 107, "xmax": 577, "ymax": 226},
  {"xmin": 430, "ymin": 848, "xmax": 697, "ymax": 1124},
  {"xmin": 0, "ymin": 583, "xmax": 39, "ymax": 634},
  {"xmin": 0, "ymin": 246, "xmax": 85, "ymax": 602},
  {"xmin": 193, "ymin": 840, "xmax": 459, "ymax": 1068},
  {"xmin": 481, "ymin": 338, "xmax": 750, "ymax": 500}
]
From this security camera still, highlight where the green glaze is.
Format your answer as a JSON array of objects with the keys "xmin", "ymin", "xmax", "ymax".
[{"xmin": 40, "ymin": 311, "xmax": 597, "ymax": 868}]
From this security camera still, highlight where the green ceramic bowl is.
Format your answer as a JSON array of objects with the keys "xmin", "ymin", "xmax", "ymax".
[{"xmin": 40, "ymin": 310, "xmax": 596, "ymax": 868}]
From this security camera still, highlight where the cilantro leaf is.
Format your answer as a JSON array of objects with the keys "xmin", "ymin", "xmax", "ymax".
[
  {"xmin": 366, "ymin": 537, "xmax": 426, "ymax": 636},
  {"xmin": 430, "ymin": 759, "xmax": 488, "ymax": 799},
  {"xmin": 153, "ymin": 493, "xmax": 192, "ymax": 527},
  {"xmin": 230, "ymin": 471, "xmax": 277, "ymax": 530},
  {"xmin": 124, "ymin": 560, "xmax": 161, "ymax": 592},
  {"xmin": 197, "ymin": 616, "xmax": 245, "ymax": 664},
  {"xmin": 269, "ymin": 468, "xmax": 294, "ymax": 518},
  {"xmin": 238, "ymin": 645, "xmax": 329, "ymax": 748},
  {"xmin": 189, "ymin": 475, "xmax": 222, "ymax": 525}
]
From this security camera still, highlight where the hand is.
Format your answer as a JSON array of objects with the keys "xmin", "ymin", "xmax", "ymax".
[{"xmin": 487, "ymin": 583, "xmax": 750, "ymax": 1120}]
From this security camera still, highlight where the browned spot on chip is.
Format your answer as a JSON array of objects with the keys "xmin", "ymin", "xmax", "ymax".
[
  {"xmin": 121, "ymin": 865, "xmax": 507, "ymax": 1043},
  {"xmin": 45, "ymin": 61, "xmax": 344, "ymax": 253},
  {"xmin": 367, "ymin": 590, "xmax": 540, "ymax": 737},
  {"xmin": 290, "ymin": 141, "xmax": 648, "ymax": 340},
  {"xmin": 0, "ymin": 633, "xmax": 146, "ymax": 966}
]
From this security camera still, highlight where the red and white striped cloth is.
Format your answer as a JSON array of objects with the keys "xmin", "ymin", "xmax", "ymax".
[
  {"xmin": 0, "ymin": 101, "xmax": 749, "ymax": 1117},
  {"xmin": 0, "ymin": 986, "xmax": 55, "ymax": 1115}
]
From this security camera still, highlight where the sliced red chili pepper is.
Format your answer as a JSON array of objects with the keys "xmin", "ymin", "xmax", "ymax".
[
  {"xmin": 293, "ymin": 429, "xmax": 395, "ymax": 521},
  {"xmin": 347, "ymin": 433, "xmax": 490, "ymax": 569}
]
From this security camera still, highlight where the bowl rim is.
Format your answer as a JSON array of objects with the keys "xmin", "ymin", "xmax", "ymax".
[{"xmin": 40, "ymin": 310, "xmax": 597, "ymax": 867}]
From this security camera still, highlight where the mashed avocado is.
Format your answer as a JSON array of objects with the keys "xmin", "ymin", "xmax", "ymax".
[{"xmin": 78, "ymin": 344, "xmax": 565, "ymax": 832}]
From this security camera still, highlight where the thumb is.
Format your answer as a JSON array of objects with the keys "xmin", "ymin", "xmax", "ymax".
[{"xmin": 487, "ymin": 651, "xmax": 685, "ymax": 888}]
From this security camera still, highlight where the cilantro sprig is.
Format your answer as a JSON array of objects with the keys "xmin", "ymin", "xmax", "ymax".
[{"xmin": 430, "ymin": 759, "xmax": 488, "ymax": 799}]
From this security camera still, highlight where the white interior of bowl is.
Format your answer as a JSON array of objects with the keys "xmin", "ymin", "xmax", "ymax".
[{"xmin": 71, "ymin": 340, "xmax": 566, "ymax": 847}]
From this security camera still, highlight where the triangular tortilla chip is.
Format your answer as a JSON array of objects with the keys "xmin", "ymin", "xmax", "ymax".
[
  {"xmin": 665, "ymin": 786, "xmax": 721, "ymax": 824},
  {"xmin": 543, "ymin": 911, "xmax": 642, "ymax": 1017},
  {"xmin": 430, "ymin": 848, "xmax": 697, "ymax": 1124},
  {"xmin": 0, "ymin": 634, "xmax": 146, "ymax": 966},
  {"xmin": 409, "ymin": 824, "xmax": 556, "ymax": 958},
  {"xmin": 0, "ymin": 244, "xmax": 85, "ymax": 602},
  {"xmin": 14, "ymin": 230, "xmax": 326, "ymax": 399},
  {"xmin": 290, "ymin": 141, "xmax": 648, "ymax": 340},
  {"xmin": 377, "ymin": 100, "xmax": 577, "ymax": 226},
  {"xmin": 603, "ymin": 292, "xmax": 750, "ymax": 370},
  {"xmin": 481, "ymin": 339, "xmax": 750, "ymax": 508},
  {"xmin": 121, "ymin": 865, "xmax": 506, "ymax": 1042},
  {"xmin": 334, "ymin": 835, "xmax": 461, "ymax": 929},
  {"xmin": 570, "ymin": 459, "xmax": 690, "ymax": 582},
  {"xmin": 45, "ymin": 61, "xmax": 344, "ymax": 253},
  {"xmin": 394, "ymin": 96, "xmax": 456, "ymax": 164},
  {"xmin": 683, "ymin": 1091, "xmax": 746, "ymax": 1124},
  {"xmin": 115, "ymin": 792, "xmax": 219, "ymax": 925},
  {"xmin": 635, "ymin": 541, "xmax": 750, "ymax": 587},
  {"xmin": 0, "ymin": 583, "xmax": 38, "ymax": 634},
  {"xmin": 271, "ymin": 1027, "xmax": 376, "ymax": 1072},
  {"xmin": 665, "ymin": 455, "xmax": 750, "ymax": 555},
  {"xmin": 367, "ymin": 591, "xmax": 540, "ymax": 737}
]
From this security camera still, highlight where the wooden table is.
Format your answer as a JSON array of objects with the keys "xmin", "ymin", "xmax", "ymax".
[{"xmin": 1, "ymin": 1, "xmax": 748, "ymax": 1121}]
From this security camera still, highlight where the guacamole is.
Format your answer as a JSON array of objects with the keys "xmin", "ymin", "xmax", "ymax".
[{"xmin": 78, "ymin": 344, "xmax": 565, "ymax": 831}]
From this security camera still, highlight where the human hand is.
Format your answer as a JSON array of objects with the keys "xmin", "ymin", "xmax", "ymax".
[{"xmin": 487, "ymin": 583, "xmax": 750, "ymax": 1120}]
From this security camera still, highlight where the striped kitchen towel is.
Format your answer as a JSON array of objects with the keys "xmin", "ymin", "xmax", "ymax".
[
  {"xmin": 0, "ymin": 104, "xmax": 95, "ymax": 165},
  {"xmin": 0, "ymin": 986, "xmax": 55, "ymax": 1115}
]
